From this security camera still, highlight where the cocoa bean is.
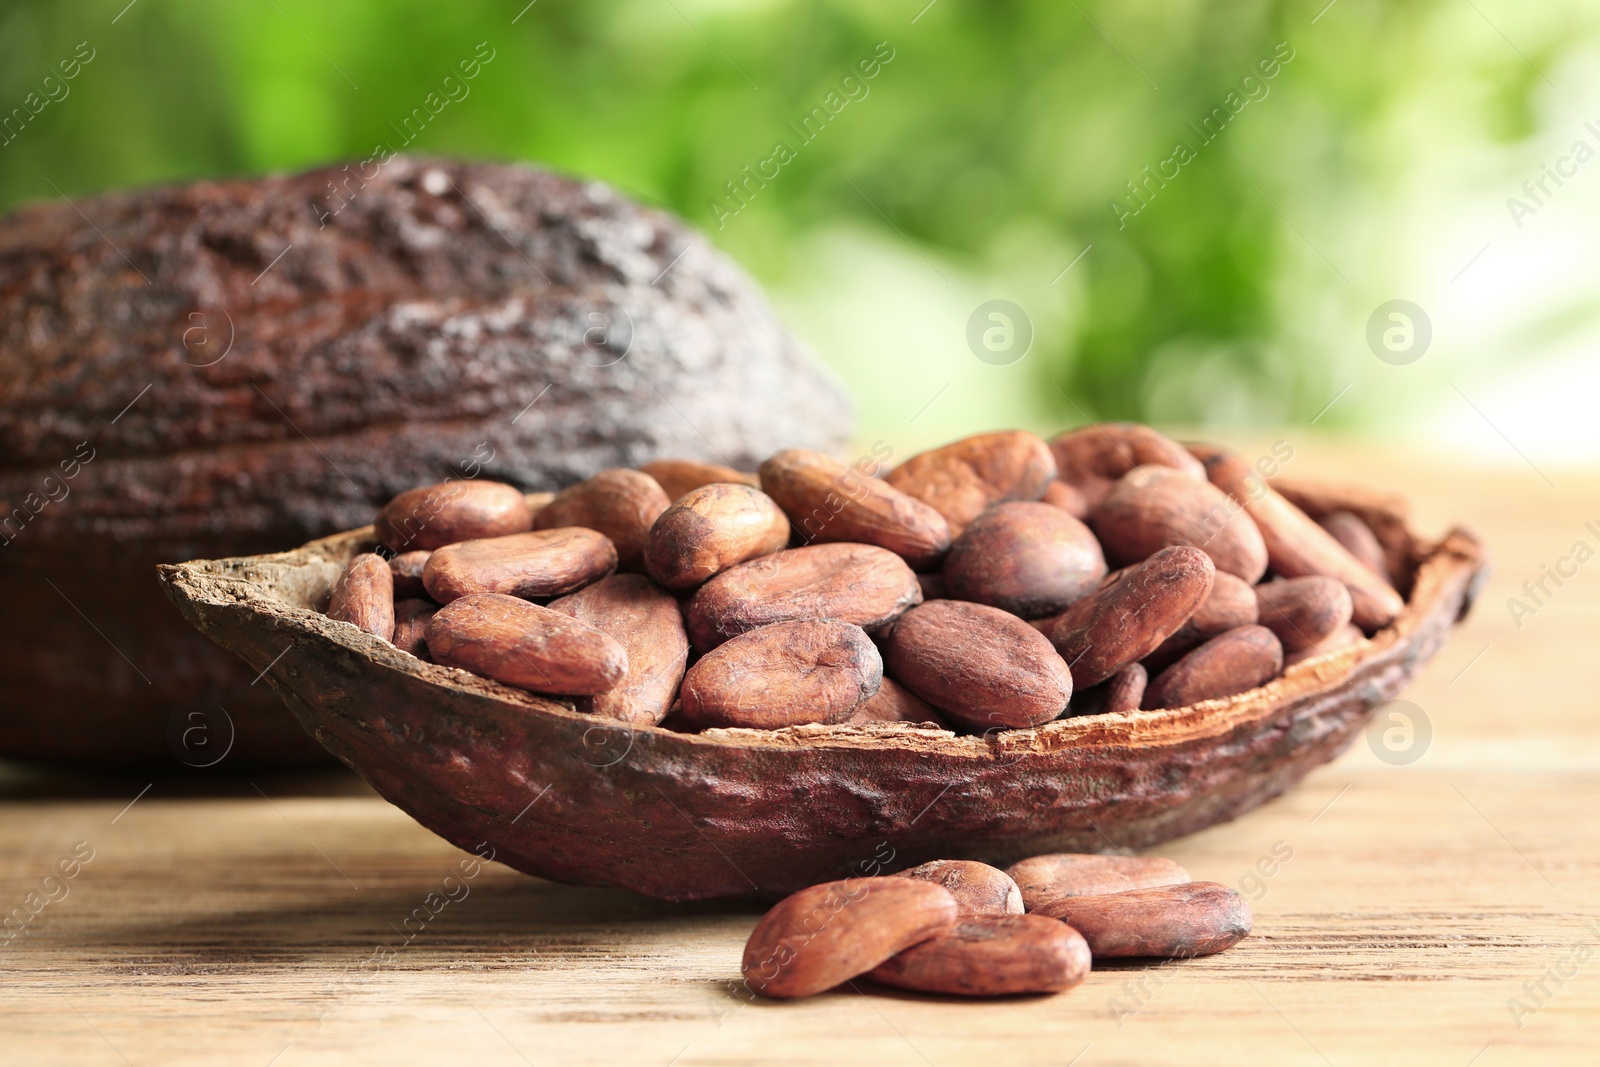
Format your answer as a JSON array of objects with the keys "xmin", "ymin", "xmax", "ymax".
[
  {"xmin": 884, "ymin": 600, "xmax": 1072, "ymax": 730},
  {"xmin": 1049, "ymin": 546, "xmax": 1216, "ymax": 687},
  {"xmin": 643, "ymin": 483, "xmax": 791, "ymax": 591},
  {"xmin": 390, "ymin": 598, "xmax": 436, "ymax": 660},
  {"xmin": 1255, "ymin": 576, "xmax": 1354, "ymax": 652},
  {"xmin": 1007, "ymin": 853, "xmax": 1191, "ymax": 910},
  {"xmin": 1284, "ymin": 622, "xmax": 1363, "ymax": 667},
  {"xmin": 425, "ymin": 593, "xmax": 628, "ymax": 695},
  {"xmin": 894, "ymin": 860, "xmax": 1023, "ymax": 918},
  {"xmin": 1100, "ymin": 663, "xmax": 1148, "ymax": 715},
  {"xmin": 1092, "ymin": 464, "xmax": 1268, "ymax": 582},
  {"xmin": 679, "ymin": 620, "xmax": 882, "ymax": 730},
  {"xmin": 422, "ymin": 528, "xmax": 618, "ymax": 604},
  {"xmin": 637, "ymin": 459, "xmax": 757, "ymax": 502},
  {"xmin": 741, "ymin": 878, "xmax": 958, "ymax": 999},
  {"xmin": 1032, "ymin": 881, "xmax": 1252, "ymax": 958},
  {"xmin": 532, "ymin": 468, "xmax": 672, "ymax": 573},
  {"xmin": 1049, "ymin": 422, "xmax": 1205, "ymax": 510},
  {"xmin": 1144, "ymin": 571, "xmax": 1259, "ymax": 670},
  {"xmin": 759, "ymin": 448, "xmax": 951, "ymax": 569},
  {"xmin": 916, "ymin": 571, "xmax": 946, "ymax": 602},
  {"xmin": 884, "ymin": 431, "xmax": 1056, "ymax": 536},
  {"xmin": 388, "ymin": 550, "xmax": 431, "ymax": 600},
  {"xmin": 549, "ymin": 574, "xmax": 689, "ymax": 726},
  {"xmin": 686, "ymin": 543, "xmax": 921, "ymax": 653},
  {"xmin": 1319, "ymin": 509, "xmax": 1392, "ymax": 583},
  {"xmin": 845, "ymin": 676, "xmax": 949, "ymax": 728},
  {"xmin": 1144, "ymin": 624, "xmax": 1283, "ymax": 709},
  {"xmin": 942, "ymin": 501, "xmax": 1107, "ymax": 618},
  {"xmin": 868, "ymin": 914, "xmax": 1090, "ymax": 996},
  {"xmin": 1202, "ymin": 451, "xmax": 1403, "ymax": 629},
  {"xmin": 376, "ymin": 480, "xmax": 533, "ymax": 553},
  {"xmin": 326, "ymin": 553, "xmax": 395, "ymax": 640},
  {"xmin": 1041, "ymin": 479, "xmax": 1090, "ymax": 519}
]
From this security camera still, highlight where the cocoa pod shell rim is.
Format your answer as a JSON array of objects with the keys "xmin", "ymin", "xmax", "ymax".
[{"xmin": 157, "ymin": 475, "xmax": 1486, "ymax": 901}]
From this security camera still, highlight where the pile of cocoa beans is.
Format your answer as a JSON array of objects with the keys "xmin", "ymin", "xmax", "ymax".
[
  {"xmin": 741, "ymin": 852, "xmax": 1250, "ymax": 998},
  {"xmin": 325, "ymin": 424, "xmax": 1401, "ymax": 731}
]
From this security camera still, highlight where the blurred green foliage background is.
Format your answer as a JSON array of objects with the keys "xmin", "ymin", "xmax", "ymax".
[{"xmin": 1, "ymin": 0, "xmax": 1593, "ymax": 453}]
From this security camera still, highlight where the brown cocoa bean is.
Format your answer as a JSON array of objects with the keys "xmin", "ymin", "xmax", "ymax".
[
  {"xmin": 1049, "ymin": 546, "xmax": 1216, "ymax": 687},
  {"xmin": 916, "ymin": 571, "xmax": 945, "ymax": 602},
  {"xmin": 1284, "ymin": 622, "xmax": 1364, "ymax": 667},
  {"xmin": 326, "ymin": 553, "xmax": 395, "ymax": 640},
  {"xmin": 1144, "ymin": 624, "xmax": 1283, "ymax": 709},
  {"xmin": 376, "ymin": 480, "xmax": 533, "ymax": 553},
  {"xmin": 759, "ymin": 448, "xmax": 951, "ymax": 568},
  {"xmin": 532, "ymin": 469, "xmax": 672, "ymax": 573},
  {"xmin": 388, "ymin": 550, "xmax": 431, "ymax": 600},
  {"xmin": 637, "ymin": 459, "xmax": 757, "ymax": 502},
  {"xmin": 845, "ymin": 676, "xmax": 949, "ymax": 728},
  {"xmin": 884, "ymin": 600, "xmax": 1072, "ymax": 730},
  {"xmin": 1100, "ymin": 663, "xmax": 1148, "ymax": 715},
  {"xmin": 1319, "ymin": 509, "xmax": 1392, "ymax": 583},
  {"xmin": 549, "ymin": 574, "xmax": 689, "ymax": 726},
  {"xmin": 941, "ymin": 501, "xmax": 1107, "ymax": 619},
  {"xmin": 1255, "ymin": 576, "xmax": 1354, "ymax": 652},
  {"xmin": 1007, "ymin": 854, "xmax": 1191, "ymax": 911},
  {"xmin": 424, "ymin": 593, "xmax": 627, "ymax": 695},
  {"xmin": 741, "ymin": 878, "xmax": 958, "ymax": 999},
  {"xmin": 643, "ymin": 483, "xmax": 791, "ymax": 591},
  {"xmin": 1041, "ymin": 479, "xmax": 1090, "ymax": 519},
  {"xmin": 1032, "ymin": 881, "xmax": 1252, "ymax": 958},
  {"xmin": 390, "ymin": 598, "xmax": 436, "ymax": 659},
  {"xmin": 868, "ymin": 914, "xmax": 1090, "ymax": 996},
  {"xmin": 1092, "ymin": 465, "xmax": 1268, "ymax": 582},
  {"xmin": 894, "ymin": 860, "xmax": 1023, "ymax": 918},
  {"xmin": 422, "ymin": 528, "xmax": 618, "ymax": 604},
  {"xmin": 686, "ymin": 543, "xmax": 920, "ymax": 653},
  {"xmin": 1202, "ymin": 451, "xmax": 1403, "ymax": 629},
  {"xmin": 1144, "ymin": 570, "xmax": 1259, "ymax": 670},
  {"xmin": 679, "ymin": 620, "xmax": 882, "ymax": 730},
  {"xmin": 1048, "ymin": 422, "xmax": 1205, "ymax": 510},
  {"xmin": 884, "ymin": 431, "xmax": 1056, "ymax": 536}
]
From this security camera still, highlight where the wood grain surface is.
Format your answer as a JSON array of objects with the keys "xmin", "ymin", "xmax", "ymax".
[{"xmin": 3, "ymin": 437, "xmax": 1597, "ymax": 1066}]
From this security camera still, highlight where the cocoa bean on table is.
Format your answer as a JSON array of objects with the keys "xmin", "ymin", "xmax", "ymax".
[
  {"xmin": 894, "ymin": 859, "xmax": 1024, "ymax": 918},
  {"xmin": 867, "ymin": 913, "xmax": 1091, "ymax": 996},
  {"xmin": 1006, "ymin": 853, "xmax": 1192, "ymax": 911},
  {"xmin": 1032, "ymin": 881, "xmax": 1252, "ymax": 958}
]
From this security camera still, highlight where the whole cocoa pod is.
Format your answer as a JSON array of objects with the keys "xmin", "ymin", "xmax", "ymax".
[
  {"xmin": 1006, "ymin": 853, "xmax": 1191, "ymax": 911},
  {"xmin": 549, "ymin": 574, "xmax": 688, "ymax": 726},
  {"xmin": 1032, "ymin": 881, "xmax": 1252, "ymax": 958},
  {"xmin": 532, "ymin": 469, "xmax": 671, "ymax": 573},
  {"xmin": 422, "ymin": 528, "xmax": 618, "ymax": 603},
  {"xmin": 884, "ymin": 431, "xmax": 1056, "ymax": 536},
  {"xmin": 941, "ymin": 501, "xmax": 1107, "ymax": 619},
  {"xmin": 1144, "ymin": 625, "xmax": 1284, "ymax": 709},
  {"xmin": 867, "ymin": 914, "xmax": 1091, "ymax": 996},
  {"xmin": 637, "ymin": 459, "xmax": 757, "ymax": 502},
  {"xmin": 1048, "ymin": 422, "xmax": 1205, "ymax": 510},
  {"xmin": 1092, "ymin": 465, "xmax": 1268, "ymax": 582},
  {"xmin": 759, "ymin": 448, "xmax": 950, "ymax": 568},
  {"xmin": 741, "ymin": 878, "xmax": 959, "ymax": 999},
  {"xmin": 644, "ymin": 483, "xmax": 791, "ymax": 591},
  {"xmin": 1049, "ymin": 546, "xmax": 1216, "ymax": 687},
  {"xmin": 894, "ymin": 860, "xmax": 1024, "ymax": 918},
  {"xmin": 678, "ymin": 620, "xmax": 882, "ymax": 730},
  {"xmin": 376, "ymin": 480, "xmax": 533, "ymax": 553},
  {"xmin": 1255, "ymin": 576, "xmax": 1354, "ymax": 652},
  {"xmin": 326, "ymin": 553, "xmax": 395, "ymax": 640},
  {"xmin": 425, "ymin": 593, "xmax": 627, "ymax": 696}
]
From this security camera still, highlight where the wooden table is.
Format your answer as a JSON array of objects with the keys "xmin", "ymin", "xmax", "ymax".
[{"xmin": 4, "ymin": 437, "xmax": 1598, "ymax": 1066}]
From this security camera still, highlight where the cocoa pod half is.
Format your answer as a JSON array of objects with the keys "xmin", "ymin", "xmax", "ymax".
[
  {"xmin": 376, "ymin": 480, "xmax": 534, "ymax": 553},
  {"xmin": 1143, "ymin": 571, "xmax": 1259, "ymax": 671},
  {"xmin": 867, "ymin": 914, "xmax": 1091, "ymax": 997},
  {"xmin": 1048, "ymin": 422, "xmax": 1205, "ymax": 510},
  {"xmin": 1092, "ymin": 465, "xmax": 1268, "ymax": 582},
  {"xmin": 1007, "ymin": 853, "xmax": 1191, "ymax": 911},
  {"xmin": 1144, "ymin": 625, "xmax": 1283, "ymax": 709},
  {"xmin": 1255, "ymin": 576, "xmax": 1354, "ymax": 652},
  {"xmin": 644, "ymin": 483, "xmax": 791, "ymax": 591},
  {"xmin": 549, "ymin": 574, "xmax": 689, "ymax": 727},
  {"xmin": 894, "ymin": 860, "xmax": 1024, "ymax": 918},
  {"xmin": 1033, "ymin": 881, "xmax": 1252, "ymax": 958},
  {"xmin": 685, "ymin": 543, "xmax": 920, "ymax": 653},
  {"xmin": 759, "ymin": 448, "xmax": 951, "ymax": 569},
  {"xmin": 941, "ymin": 501, "xmax": 1107, "ymax": 619},
  {"xmin": 390, "ymin": 598, "xmax": 435, "ymax": 660},
  {"xmin": 388, "ymin": 550, "xmax": 431, "ymax": 600},
  {"xmin": 844, "ymin": 676, "xmax": 949, "ymax": 728},
  {"xmin": 422, "ymin": 528, "xmax": 618, "ymax": 603},
  {"xmin": 424, "ymin": 593, "xmax": 628, "ymax": 696},
  {"xmin": 532, "ymin": 469, "xmax": 671, "ymax": 573},
  {"xmin": 884, "ymin": 600, "xmax": 1072, "ymax": 730},
  {"xmin": 885, "ymin": 431, "xmax": 1056, "ymax": 536},
  {"xmin": 637, "ymin": 459, "xmax": 757, "ymax": 502},
  {"xmin": 1049, "ymin": 546, "xmax": 1216, "ymax": 687},
  {"xmin": 742, "ymin": 878, "xmax": 959, "ymax": 999},
  {"xmin": 678, "ymin": 620, "xmax": 882, "ymax": 730},
  {"xmin": 326, "ymin": 552, "xmax": 395, "ymax": 641}
]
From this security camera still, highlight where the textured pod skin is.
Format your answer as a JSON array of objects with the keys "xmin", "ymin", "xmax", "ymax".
[
  {"xmin": 1092, "ymin": 465, "xmax": 1268, "ymax": 582},
  {"xmin": 422, "ymin": 528, "xmax": 617, "ymax": 603},
  {"xmin": 1144, "ymin": 571, "xmax": 1259, "ymax": 671},
  {"xmin": 1320, "ymin": 509, "xmax": 1392, "ymax": 583},
  {"xmin": 388, "ymin": 551, "xmax": 432, "ymax": 600},
  {"xmin": 1049, "ymin": 423, "xmax": 1205, "ymax": 510},
  {"xmin": 376, "ymin": 481, "xmax": 533, "ymax": 553},
  {"xmin": 845, "ymin": 676, "xmax": 948, "ymax": 727},
  {"xmin": 885, "ymin": 431, "xmax": 1056, "ymax": 536},
  {"xmin": 894, "ymin": 860, "xmax": 1024, "ymax": 918},
  {"xmin": 533, "ymin": 469, "xmax": 672, "ymax": 573},
  {"xmin": 157, "ymin": 475, "xmax": 1485, "ymax": 901},
  {"xmin": 637, "ymin": 459, "xmax": 757, "ymax": 502},
  {"xmin": 1145, "ymin": 625, "xmax": 1284, "ymax": 710},
  {"xmin": 425, "ymin": 593, "xmax": 627, "ymax": 696},
  {"xmin": 679, "ymin": 620, "xmax": 882, "ymax": 730},
  {"xmin": 1033, "ymin": 881, "xmax": 1252, "ymax": 958},
  {"xmin": 885, "ymin": 600, "xmax": 1073, "ymax": 730},
  {"xmin": 644, "ymin": 483, "xmax": 791, "ymax": 591},
  {"xmin": 867, "ymin": 914, "xmax": 1091, "ymax": 996},
  {"xmin": 1256, "ymin": 576, "xmax": 1354, "ymax": 652},
  {"xmin": 742, "ymin": 879, "xmax": 959, "ymax": 998},
  {"xmin": 326, "ymin": 553, "xmax": 394, "ymax": 640},
  {"xmin": 549, "ymin": 574, "xmax": 688, "ymax": 727},
  {"xmin": 0, "ymin": 157, "xmax": 851, "ymax": 768},
  {"xmin": 760, "ymin": 448, "xmax": 951, "ymax": 569},
  {"xmin": 1050, "ymin": 546, "xmax": 1216, "ymax": 688},
  {"xmin": 685, "ymin": 543, "xmax": 921, "ymax": 652},
  {"xmin": 390, "ymin": 599, "xmax": 436, "ymax": 660},
  {"xmin": 1007, "ymin": 854, "xmax": 1191, "ymax": 911},
  {"xmin": 942, "ymin": 501, "xmax": 1107, "ymax": 619}
]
